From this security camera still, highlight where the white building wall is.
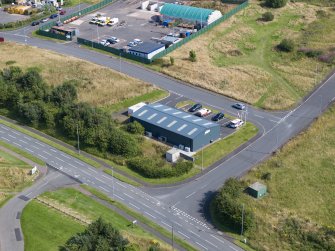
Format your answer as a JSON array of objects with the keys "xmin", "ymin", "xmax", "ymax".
[
  {"xmin": 129, "ymin": 46, "xmax": 165, "ymax": 59},
  {"xmin": 207, "ymin": 10, "xmax": 222, "ymax": 25}
]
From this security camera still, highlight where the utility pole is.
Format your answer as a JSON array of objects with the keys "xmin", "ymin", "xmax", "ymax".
[
  {"xmin": 119, "ymin": 52, "xmax": 122, "ymax": 73},
  {"xmin": 112, "ymin": 167, "xmax": 115, "ymax": 198},
  {"xmin": 77, "ymin": 123, "xmax": 80, "ymax": 154},
  {"xmin": 241, "ymin": 204, "xmax": 244, "ymax": 237},
  {"xmin": 201, "ymin": 145, "xmax": 204, "ymax": 172},
  {"xmin": 171, "ymin": 222, "xmax": 174, "ymax": 251}
]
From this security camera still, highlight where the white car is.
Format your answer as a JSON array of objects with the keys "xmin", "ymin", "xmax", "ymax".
[
  {"xmin": 128, "ymin": 41, "xmax": 136, "ymax": 47},
  {"xmin": 100, "ymin": 39, "xmax": 110, "ymax": 46},
  {"xmin": 195, "ymin": 108, "xmax": 212, "ymax": 117},
  {"xmin": 228, "ymin": 119, "xmax": 244, "ymax": 128},
  {"xmin": 133, "ymin": 38, "xmax": 143, "ymax": 44},
  {"xmin": 109, "ymin": 36, "xmax": 120, "ymax": 43}
]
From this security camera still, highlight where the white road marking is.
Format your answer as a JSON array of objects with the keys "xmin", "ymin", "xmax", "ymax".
[
  {"xmin": 81, "ymin": 170, "xmax": 91, "ymax": 176},
  {"xmin": 50, "ymin": 149, "xmax": 57, "ymax": 152},
  {"xmin": 8, "ymin": 134, "xmax": 16, "ymax": 139},
  {"xmin": 25, "ymin": 148, "xmax": 34, "ymax": 153},
  {"xmin": 185, "ymin": 191, "xmax": 196, "ymax": 199},
  {"xmin": 129, "ymin": 203, "xmax": 140, "ymax": 210},
  {"xmin": 75, "ymin": 160, "xmax": 84, "ymax": 166},
  {"xmin": 95, "ymin": 177, "xmax": 104, "ymax": 183},
  {"xmin": 114, "ymin": 194, "xmax": 124, "ymax": 201},
  {"xmin": 12, "ymin": 131, "xmax": 20, "ymax": 135},
  {"xmin": 23, "ymin": 136, "xmax": 31, "ymax": 141},
  {"xmin": 13, "ymin": 142, "xmax": 22, "ymax": 147},
  {"xmin": 43, "ymin": 151, "xmax": 52, "ymax": 156},
  {"xmin": 116, "ymin": 182, "xmax": 126, "ymax": 188},
  {"xmin": 154, "ymin": 209, "xmax": 166, "ymax": 218},
  {"xmin": 89, "ymin": 168, "xmax": 98, "ymax": 174},
  {"xmin": 161, "ymin": 221, "xmax": 172, "ymax": 228},
  {"xmin": 123, "ymin": 193, "xmax": 134, "ymax": 199},
  {"xmin": 210, "ymin": 234, "xmax": 225, "ymax": 244},
  {"xmin": 189, "ymin": 230, "xmax": 200, "ymax": 237},
  {"xmin": 0, "ymin": 126, "xmax": 8, "ymax": 130},
  {"xmin": 68, "ymin": 163, "xmax": 78, "ymax": 169},
  {"xmin": 61, "ymin": 153, "xmax": 71, "ymax": 159},
  {"xmin": 19, "ymin": 139, "xmax": 27, "ymax": 144},
  {"xmin": 205, "ymin": 239, "xmax": 218, "ymax": 248},
  {"xmin": 31, "ymin": 145, "xmax": 39, "ymax": 150},
  {"xmin": 177, "ymin": 231, "xmax": 190, "ymax": 239},
  {"xmin": 99, "ymin": 186, "xmax": 110, "ymax": 193},
  {"xmin": 35, "ymin": 142, "xmax": 45, "ymax": 147},
  {"xmin": 173, "ymin": 221, "xmax": 182, "ymax": 227},
  {"xmin": 270, "ymin": 119, "xmax": 278, "ymax": 123},
  {"xmin": 145, "ymin": 212, "xmax": 156, "ymax": 219},
  {"xmin": 1, "ymin": 136, "xmax": 9, "ymax": 141},
  {"xmin": 102, "ymin": 174, "xmax": 113, "ymax": 181},
  {"xmin": 196, "ymin": 241, "xmax": 208, "ymax": 250},
  {"xmin": 55, "ymin": 157, "xmax": 64, "ymax": 162},
  {"xmin": 38, "ymin": 154, "xmax": 47, "ymax": 160}
]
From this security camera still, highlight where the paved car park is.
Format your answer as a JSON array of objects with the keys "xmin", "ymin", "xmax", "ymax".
[
  {"xmin": 0, "ymin": 7, "xmax": 30, "ymax": 23},
  {"xmin": 64, "ymin": 0, "xmax": 183, "ymax": 49}
]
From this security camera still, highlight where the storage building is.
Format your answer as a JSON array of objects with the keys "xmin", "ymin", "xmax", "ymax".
[
  {"xmin": 247, "ymin": 182, "xmax": 267, "ymax": 199},
  {"xmin": 128, "ymin": 42, "xmax": 165, "ymax": 60},
  {"xmin": 130, "ymin": 103, "xmax": 220, "ymax": 151},
  {"xmin": 160, "ymin": 3, "xmax": 222, "ymax": 26}
]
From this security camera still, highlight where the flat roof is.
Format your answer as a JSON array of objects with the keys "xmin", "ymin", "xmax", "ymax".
[
  {"xmin": 128, "ymin": 42, "xmax": 165, "ymax": 54},
  {"xmin": 132, "ymin": 103, "xmax": 219, "ymax": 139},
  {"xmin": 249, "ymin": 182, "xmax": 266, "ymax": 191}
]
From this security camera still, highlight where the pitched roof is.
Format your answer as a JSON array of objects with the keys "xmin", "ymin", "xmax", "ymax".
[
  {"xmin": 128, "ymin": 42, "xmax": 165, "ymax": 54},
  {"xmin": 131, "ymin": 103, "xmax": 219, "ymax": 139},
  {"xmin": 160, "ymin": 3, "xmax": 214, "ymax": 22}
]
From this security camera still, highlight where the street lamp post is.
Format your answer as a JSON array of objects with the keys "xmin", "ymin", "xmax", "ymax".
[
  {"xmin": 241, "ymin": 204, "xmax": 245, "ymax": 237},
  {"xmin": 76, "ymin": 123, "xmax": 80, "ymax": 154},
  {"xmin": 171, "ymin": 222, "xmax": 174, "ymax": 251},
  {"xmin": 201, "ymin": 145, "xmax": 204, "ymax": 172}
]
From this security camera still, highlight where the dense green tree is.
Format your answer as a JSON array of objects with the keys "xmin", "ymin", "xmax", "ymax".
[
  {"xmin": 262, "ymin": 12, "xmax": 274, "ymax": 21},
  {"xmin": 265, "ymin": 0, "xmax": 287, "ymax": 8},
  {"xmin": 126, "ymin": 121, "xmax": 145, "ymax": 135},
  {"xmin": 109, "ymin": 129, "xmax": 140, "ymax": 157},
  {"xmin": 17, "ymin": 101, "xmax": 44, "ymax": 126},
  {"xmin": 1, "ymin": 66, "xmax": 23, "ymax": 82},
  {"xmin": 51, "ymin": 81, "xmax": 78, "ymax": 106},
  {"xmin": 60, "ymin": 217, "xmax": 129, "ymax": 251}
]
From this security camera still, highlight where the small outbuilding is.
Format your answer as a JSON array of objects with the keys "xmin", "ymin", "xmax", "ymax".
[
  {"xmin": 166, "ymin": 148, "xmax": 180, "ymax": 163},
  {"xmin": 128, "ymin": 42, "xmax": 165, "ymax": 59},
  {"xmin": 247, "ymin": 182, "xmax": 267, "ymax": 199}
]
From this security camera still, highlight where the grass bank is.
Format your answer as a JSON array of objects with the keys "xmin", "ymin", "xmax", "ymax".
[
  {"xmin": 0, "ymin": 148, "xmax": 37, "ymax": 207},
  {"xmin": 212, "ymin": 104, "xmax": 335, "ymax": 250},
  {"xmin": 149, "ymin": 0, "xmax": 335, "ymax": 110},
  {"xmin": 22, "ymin": 188, "xmax": 172, "ymax": 251}
]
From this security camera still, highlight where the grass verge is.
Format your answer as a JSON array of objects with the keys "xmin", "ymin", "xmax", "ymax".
[
  {"xmin": 103, "ymin": 169, "xmax": 141, "ymax": 187},
  {"xmin": 195, "ymin": 122, "xmax": 259, "ymax": 167}
]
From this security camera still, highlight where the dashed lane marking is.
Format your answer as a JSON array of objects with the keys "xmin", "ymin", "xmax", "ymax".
[
  {"xmin": 196, "ymin": 241, "xmax": 208, "ymax": 250},
  {"xmin": 210, "ymin": 234, "xmax": 225, "ymax": 244},
  {"xmin": 129, "ymin": 202, "xmax": 140, "ymax": 210},
  {"xmin": 177, "ymin": 231, "xmax": 190, "ymax": 239}
]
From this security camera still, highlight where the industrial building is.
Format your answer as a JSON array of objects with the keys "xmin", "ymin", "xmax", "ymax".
[
  {"xmin": 130, "ymin": 103, "xmax": 220, "ymax": 151},
  {"xmin": 128, "ymin": 42, "xmax": 165, "ymax": 59},
  {"xmin": 159, "ymin": 3, "xmax": 222, "ymax": 26}
]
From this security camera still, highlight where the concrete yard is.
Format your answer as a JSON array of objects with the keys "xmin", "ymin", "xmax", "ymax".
[
  {"xmin": 64, "ymin": 0, "xmax": 187, "ymax": 49},
  {"xmin": 0, "ymin": 7, "xmax": 30, "ymax": 23}
]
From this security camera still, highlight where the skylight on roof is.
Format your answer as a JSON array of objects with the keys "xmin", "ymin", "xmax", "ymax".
[
  {"xmin": 163, "ymin": 108, "xmax": 172, "ymax": 111},
  {"xmin": 147, "ymin": 113, "xmax": 157, "ymax": 120},
  {"xmin": 183, "ymin": 115, "xmax": 191, "ymax": 118},
  {"xmin": 138, "ymin": 110, "xmax": 148, "ymax": 117},
  {"xmin": 193, "ymin": 118, "xmax": 202, "ymax": 122},
  {"xmin": 177, "ymin": 124, "xmax": 188, "ymax": 131},
  {"xmin": 173, "ymin": 111, "xmax": 182, "ymax": 115},
  {"xmin": 203, "ymin": 122, "xmax": 213, "ymax": 126},
  {"xmin": 188, "ymin": 128, "xmax": 198, "ymax": 135},
  {"xmin": 157, "ymin": 117, "xmax": 167, "ymax": 124},
  {"xmin": 167, "ymin": 120, "xmax": 177, "ymax": 128}
]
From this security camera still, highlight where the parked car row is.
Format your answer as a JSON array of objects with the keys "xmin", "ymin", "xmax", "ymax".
[
  {"xmin": 188, "ymin": 102, "xmax": 246, "ymax": 128},
  {"xmin": 100, "ymin": 36, "xmax": 120, "ymax": 46},
  {"xmin": 128, "ymin": 38, "xmax": 143, "ymax": 47},
  {"xmin": 31, "ymin": 17, "xmax": 49, "ymax": 26}
]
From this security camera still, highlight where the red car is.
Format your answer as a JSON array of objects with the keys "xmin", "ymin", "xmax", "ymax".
[{"xmin": 59, "ymin": 10, "xmax": 66, "ymax": 15}]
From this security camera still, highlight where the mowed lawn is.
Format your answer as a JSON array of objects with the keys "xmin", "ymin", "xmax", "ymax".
[
  {"xmin": 238, "ymin": 104, "xmax": 335, "ymax": 250},
  {"xmin": 0, "ymin": 150, "xmax": 35, "ymax": 207},
  {"xmin": 21, "ymin": 188, "xmax": 170, "ymax": 251},
  {"xmin": 0, "ymin": 43, "xmax": 165, "ymax": 111},
  {"xmin": 151, "ymin": 0, "xmax": 335, "ymax": 110}
]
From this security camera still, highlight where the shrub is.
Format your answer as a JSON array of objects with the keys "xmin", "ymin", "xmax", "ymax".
[
  {"xmin": 189, "ymin": 50, "xmax": 197, "ymax": 62},
  {"xmin": 262, "ymin": 172, "xmax": 272, "ymax": 180},
  {"xmin": 305, "ymin": 50, "xmax": 323, "ymax": 58},
  {"xmin": 126, "ymin": 121, "xmax": 145, "ymax": 135},
  {"xmin": 170, "ymin": 56, "xmax": 175, "ymax": 66},
  {"xmin": 109, "ymin": 129, "xmax": 140, "ymax": 157},
  {"xmin": 277, "ymin": 39, "xmax": 295, "ymax": 52},
  {"xmin": 262, "ymin": 12, "xmax": 274, "ymax": 21},
  {"xmin": 265, "ymin": 0, "xmax": 288, "ymax": 8}
]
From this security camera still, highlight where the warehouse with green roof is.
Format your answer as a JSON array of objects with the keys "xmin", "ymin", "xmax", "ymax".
[{"xmin": 159, "ymin": 3, "xmax": 222, "ymax": 26}]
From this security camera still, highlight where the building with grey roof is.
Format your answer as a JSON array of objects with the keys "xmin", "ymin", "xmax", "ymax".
[
  {"xmin": 130, "ymin": 103, "xmax": 220, "ymax": 151},
  {"xmin": 128, "ymin": 42, "xmax": 165, "ymax": 59}
]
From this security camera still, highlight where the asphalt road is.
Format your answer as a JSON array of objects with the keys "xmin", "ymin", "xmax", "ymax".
[
  {"xmin": 0, "ymin": 168, "xmax": 77, "ymax": 251},
  {"xmin": 0, "ymin": 23, "xmax": 335, "ymax": 251}
]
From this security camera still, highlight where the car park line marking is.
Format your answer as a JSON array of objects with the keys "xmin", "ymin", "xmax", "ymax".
[
  {"xmin": 189, "ymin": 230, "xmax": 200, "ymax": 237},
  {"xmin": 13, "ymin": 142, "xmax": 22, "ymax": 147},
  {"xmin": 145, "ymin": 212, "xmax": 156, "ymax": 219},
  {"xmin": 99, "ymin": 186, "xmax": 110, "ymax": 193},
  {"xmin": 185, "ymin": 191, "xmax": 196, "ymax": 199},
  {"xmin": 1, "ymin": 136, "xmax": 9, "ymax": 141},
  {"xmin": 38, "ymin": 154, "xmax": 47, "ymax": 160},
  {"xmin": 25, "ymin": 148, "xmax": 34, "ymax": 153},
  {"xmin": 23, "ymin": 136, "xmax": 31, "ymax": 141},
  {"xmin": 61, "ymin": 153, "xmax": 71, "ymax": 159},
  {"xmin": 205, "ymin": 239, "xmax": 218, "ymax": 248},
  {"xmin": 129, "ymin": 202, "xmax": 140, "ymax": 210},
  {"xmin": 8, "ymin": 134, "xmax": 16, "ymax": 139},
  {"xmin": 178, "ymin": 231, "xmax": 190, "ymax": 239},
  {"xmin": 161, "ymin": 221, "xmax": 172, "ymax": 228},
  {"xmin": 31, "ymin": 145, "xmax": 39, "ymax": 150},
  {"xmin": 229, "ymin": 245, "xmax": 239, "ymax": 251},
  {"xmin": 114, "ymin": 194, "xmax": 124, "ymax": 201},
  {"xmin": 124, "ymin": 193, "xmax": 134, "ymax": 199},
  {"xmin": 12, "ymin": 131, "xmax": 20, "ymax": 135},
  {"xmin": 19, "ymin": 139, "xmax": 27, "ymax": 144},
  {"xmin": 50, "ymin": 149, "xmax": 57, "ymax": 153},
  {"xmin": 196, "ymin": 242, "xmax": 208, "ymax": 250},
  {"xmin": 211, "ymin": 234, "xmax": 225, "ymax": 244},
  {"xmin": 0, "ymin": 126, "xmax": 9, "ymax": 130}
]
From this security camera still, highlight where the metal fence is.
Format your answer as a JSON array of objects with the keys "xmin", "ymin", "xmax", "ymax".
[
  {"xmin": 151, "ymin": 0, "xmax": 249, "ymax": 61},
  {"xmin": 36, "ymin": 29, "xmax": 70, "ymax": 40},
  {"xmin": 77, "ymin": 37, "xmax": 152, "ymax": 64}
]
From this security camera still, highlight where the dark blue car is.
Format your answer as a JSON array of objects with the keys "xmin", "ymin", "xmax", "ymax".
[
  {"xmin": 49, "ymin": 13, "xmax": 58, "ymax": 19},
  {"xmin": 189, "ymin": 103, "xmax": 202, "ymax": 112},
  {"xmin": 212, "ymin": 112, "xmax": 225, "ymax": 121}
]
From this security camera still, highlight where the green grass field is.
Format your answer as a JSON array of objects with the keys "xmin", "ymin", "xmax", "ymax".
[
  {"xmin": 22, "ymin": 188, "xmax": 171, "ymax": 251},
  {"xmin": 150, "ymin": 0, "xmax": 335, "ymax": 110},
  {"xmin": 0, "ymin": 149, "xmax": 36, "ymax": 207},
  {"xmin": 213, "ymin": 104, "xmax": 335, "ymax": 250}
]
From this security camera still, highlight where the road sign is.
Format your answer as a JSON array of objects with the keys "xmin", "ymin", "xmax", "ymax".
[{"xmin": 31, "ymin": 166, "xmax": 37, "ymax": 175}]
